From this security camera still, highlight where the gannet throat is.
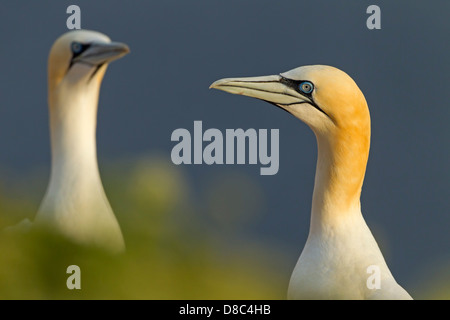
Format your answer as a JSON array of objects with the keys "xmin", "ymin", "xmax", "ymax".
[
  {"xmin": 36, "ymin": 30, "xmax": 129, "ymax": 253},
  {"xmin": 210, "ymin": 65, "xmax": 412, "ymax": 300}
]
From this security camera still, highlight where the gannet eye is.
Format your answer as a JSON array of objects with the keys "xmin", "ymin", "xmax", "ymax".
[
  {"xmin": 71, "ymin": 42, "xmax": 84, "ymax": 54},
  {"xmin": 299, "ymin": 81, "xmax": 314, "ymax": 94}
]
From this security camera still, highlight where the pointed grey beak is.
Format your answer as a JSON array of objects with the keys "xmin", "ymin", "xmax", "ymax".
[
  {"xmin": 210, "ymin": 75, "xmax": 312, "ymax": 106},
  {"xmin": 73, "ymin": 41, "xmax": 130, "ymax": 66}
]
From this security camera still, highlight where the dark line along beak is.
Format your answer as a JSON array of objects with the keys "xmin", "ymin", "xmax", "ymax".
[
  {"xmin": 209, "ymin": 74, "xmax": 314, "ymax": 109},
  {"xmin": 72, "ymin": 41, "xmax": 130, "ymax": 66}
]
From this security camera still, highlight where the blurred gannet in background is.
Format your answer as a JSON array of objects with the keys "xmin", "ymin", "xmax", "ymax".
[
  {"xmin": 210, "ymin": 65, "xmax": 412, "ymax": 299},
  {"xmin": 33, "ymin": 30, "xmax": 129, "ymax": 253}
]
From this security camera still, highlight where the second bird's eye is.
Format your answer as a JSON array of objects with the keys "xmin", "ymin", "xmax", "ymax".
[
  {"xmin": 299, "ymin": 81, "xmax": 314, "ymax": 94},
  {"xmin": 71, "ymin": 42, "xmax": 83, "ymax": 54}
]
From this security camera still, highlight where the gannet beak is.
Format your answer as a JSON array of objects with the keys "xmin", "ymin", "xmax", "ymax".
[
  {"xmin": 210, "ymin": 74, "xmax": 313, "ymax": 108},
  {"xmin": 73, "ymin": 41, "xmax": 130, "ymax": 66}
]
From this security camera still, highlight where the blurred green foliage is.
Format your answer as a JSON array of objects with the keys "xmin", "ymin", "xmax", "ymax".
[
  {"xmin": 0, "ymin": 155, "xmax": 287, "ymax": 300},
  {"xmin": 0, "ymin": 154, "xmax": 448, "ymax": 300}
]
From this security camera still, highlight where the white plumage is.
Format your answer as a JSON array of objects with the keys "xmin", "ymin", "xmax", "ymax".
[
  {"xmin": 32, "ymin": 30, "xmax": 129, "ymax": 253},
  {"xmin": 211, "ymin": 65, "xmax": 412, "ymax": 299}
]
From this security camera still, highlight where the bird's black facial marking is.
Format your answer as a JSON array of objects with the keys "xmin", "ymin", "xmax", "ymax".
[
  {"xmin": 68, "ymin": 42, "xmax": 92, "ymax": 70},
  {"xmin": 280, "ymin": 77, "xmax": 315, "ymax": 99},
  {"xmin": 89, "ymin": 64, "xmax": 105, "ymax": 81},
  {"xmin": 67, "ymin": 42, "xmax": 103, "ymax": 82},
  {"xmin": 71, "ymin": 42, "xmax": 91, "ymax": 58},
  {"xmin": 278, "ymin": 76, "xmax": 330, "ymax": 119},
  {"xmin": 263, "ymin": 100, "xmax": 292, "ymax": 115}
]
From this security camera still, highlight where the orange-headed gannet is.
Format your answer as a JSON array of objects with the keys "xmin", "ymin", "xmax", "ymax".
[
  {"xmin": 35, "ymin": 30, "xmax": 129, "ymax": 253},
  {"xmin": 210, "ymin": 65, "xmax": 412, "ymax": 299}
]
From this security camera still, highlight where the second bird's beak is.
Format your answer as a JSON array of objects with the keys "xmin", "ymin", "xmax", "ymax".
[
  {"xmin": 210, "ymin": 75, "xmax": 312, "ymax": 107},
  {"xmin": 73, "ymin": 41, "xmax": 130, "ymax": 66}
]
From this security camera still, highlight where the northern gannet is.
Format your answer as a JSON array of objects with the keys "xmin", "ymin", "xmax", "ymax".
[
  {"xmin": 210, "ymin": 65, "xmax": 412, "ymax": 300},
  {"xmin": 35, "ymin": 30, "xmax": 129, "ymax": 253}
]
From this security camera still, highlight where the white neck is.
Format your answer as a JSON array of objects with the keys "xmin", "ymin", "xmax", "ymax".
[
  {"xmin": 48, "ymin": 80, "xmax": 103, "ymax": 199},
  {"xmin": 37, "ymin": 73, "xmax": 124, "ymax": 252}
]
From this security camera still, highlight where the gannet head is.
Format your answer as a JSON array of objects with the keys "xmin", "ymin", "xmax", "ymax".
[
  {"xmin": 211, "ymin": 65, "xmax": 372, "ymax": 211},
  {"xmin": 48, "ymin": 30, "xmax": 130, "ymax": 93},
  {"xmin": 210, "ymin": 65, "xmax": 370, "ymax": 139}
]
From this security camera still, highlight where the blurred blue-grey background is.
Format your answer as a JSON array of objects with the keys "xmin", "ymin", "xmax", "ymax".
[{"xmin": 0, "ymin": 1, "xmax": 448, "ymax": 299}]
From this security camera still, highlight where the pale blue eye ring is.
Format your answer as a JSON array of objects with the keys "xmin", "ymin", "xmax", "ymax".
[
  {"xmin": 299, "ymin": 81, "xmax": 314, "ymax": 94},
  {"xmin": 71, "ymin": 42, "xmax": 83, "ymax": 54}
]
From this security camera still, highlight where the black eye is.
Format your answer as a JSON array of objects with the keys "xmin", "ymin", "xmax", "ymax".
[
  {"xmin": 71, "ymin": 42, "xmax": 83, "ymax": 54},
  {"xmin": 299, "ymin": 81, "xmax": 314, "ymax": 94}
]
